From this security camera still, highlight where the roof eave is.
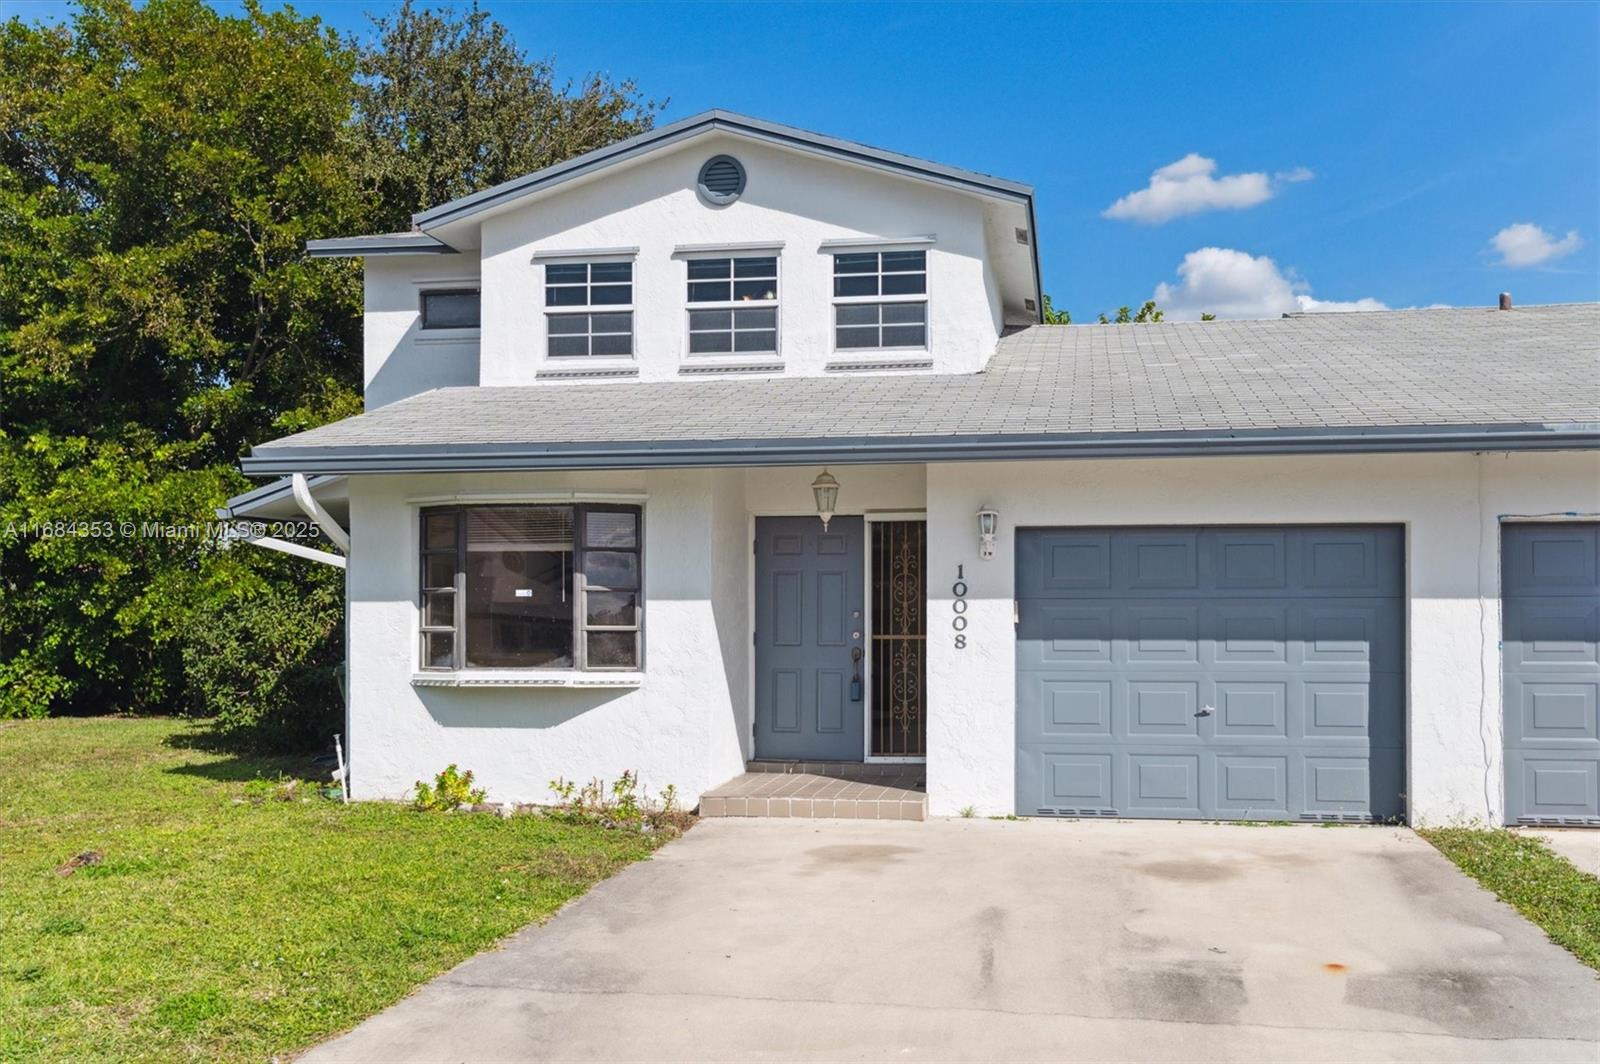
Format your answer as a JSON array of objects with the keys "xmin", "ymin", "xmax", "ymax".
[
  {"xmin": 240, "ymin": 423, "xmax": 1600, "ymax": 477},
  {"xmin": 409, "ymin": 109, "xmax": 1035, "ymax": 232},
  {"xmin": 304, "ymin": 235, "xmax": 458, "ymax": 258}
]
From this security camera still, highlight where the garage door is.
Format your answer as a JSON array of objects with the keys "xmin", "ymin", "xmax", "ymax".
[
  {"xmin": 1016, "ymin": 526, "xmax": 1405, "ymax": 821},
  {"xmin": 1502, "ymin": 523, "xmax": 1600, "ymax": 825}
]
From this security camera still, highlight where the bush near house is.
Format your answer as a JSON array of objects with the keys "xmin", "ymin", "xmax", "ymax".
[
  {"xmin": 0, "ymin": 717, "xmax": 672, "ymax": 1061},
  {"xmin": 180, "ymin": 564, "xmax": 345, "ymax": 753}
]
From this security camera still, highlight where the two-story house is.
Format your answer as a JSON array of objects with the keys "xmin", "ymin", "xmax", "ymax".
[{"xmin": 225, "ymin": 110, "xmax": 1600, "ymax": 827}]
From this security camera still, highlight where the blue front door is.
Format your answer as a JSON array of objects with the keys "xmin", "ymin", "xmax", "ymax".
[{"xmin": 754, "ymin": 516, "xmax": 865, "ymax": 761}]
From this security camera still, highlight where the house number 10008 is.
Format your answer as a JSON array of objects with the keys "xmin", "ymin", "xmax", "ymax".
[{"xmin": 951, "ymin": 564, "xmax": 968, "ymax": 650}]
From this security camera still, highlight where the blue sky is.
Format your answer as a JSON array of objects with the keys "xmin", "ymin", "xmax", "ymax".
[{"xmin": 15, "ymin": 1, "xmax": 1600, "ymax": 319}]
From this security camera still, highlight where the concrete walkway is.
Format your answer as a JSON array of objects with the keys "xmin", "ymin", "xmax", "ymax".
[
  {"xmin": 305, "ymin": 819, "xmax": 1600, "ymax": 1062},
  {"xmin": 1519, "ymin": 828, "xmax": 1600, "ymax": 878}
]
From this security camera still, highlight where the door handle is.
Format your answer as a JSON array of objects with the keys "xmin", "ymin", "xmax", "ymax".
[
  {"xmin": 850, "ymin": 646, "xmax": 863, "ymax": 702},
  {"xmin": 1196, "ymin": 705, "xmax": 1215, "ymax": 717}
]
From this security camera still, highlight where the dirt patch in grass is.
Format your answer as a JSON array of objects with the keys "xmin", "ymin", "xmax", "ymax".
[{"xmin": 1419, "ymin": 827, "xmax": 1600, "ymax": 972}]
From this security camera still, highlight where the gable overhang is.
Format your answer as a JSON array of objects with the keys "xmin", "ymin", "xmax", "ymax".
[
  {"xmin": 241, "ymin": 423, "xmax": 1600, "ymax": 477},
  {"xmin": 412, "ymin": 110, "xmax": 1035, "ymax": 230},
  {"xmin": 304, "ymin": 233, "xmax": 458, "ymax": 258}
]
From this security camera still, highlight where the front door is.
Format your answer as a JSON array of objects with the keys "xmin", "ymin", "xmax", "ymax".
[{"xmin": 754, "ymin": 516, "xmax": 865, "ymax": 761}]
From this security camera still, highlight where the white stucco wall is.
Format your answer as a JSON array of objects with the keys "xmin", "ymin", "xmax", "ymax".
[
  {"xmin": 476, "ymin": 133, "xmax": 1002, "ymax": 383},
  {"xmin": 343, "ymin": 450, "xmax": 1597, "ymax": 824},
  {"xmin": 344, "ymin": 462, "xmax": 929, "ymax": 806},
  {"xmin": 362, "ymin": 257, "xmax": 482, "ymax": 409},
  {"xmin": 922, "ymin": 450, "xmax": 1600, "ymax": 824},
  {"xmin": 345, "ymin": 468, "xmax": 745, "ymax": 805}
]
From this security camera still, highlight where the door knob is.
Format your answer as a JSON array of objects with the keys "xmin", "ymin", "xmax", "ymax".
[{"xmin": 1197, "ymin": 705, "xmax": 1215, "ymax": 717}]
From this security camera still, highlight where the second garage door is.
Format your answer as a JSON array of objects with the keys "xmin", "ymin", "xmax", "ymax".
[{"xmin": 1016, "ymin": 526, "xmax": 1405, "ymax": 821}]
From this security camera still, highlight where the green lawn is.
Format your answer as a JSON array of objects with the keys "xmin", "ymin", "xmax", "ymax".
[
  {"xmin": 0, "ymin": 717, "xmax": 664, "ymax": 1062},
  {"xmin": 1420, "ymin": 826, "xmax": 1600, "ymax": 972}
]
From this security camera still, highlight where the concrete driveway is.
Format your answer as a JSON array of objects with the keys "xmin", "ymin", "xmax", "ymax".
[{"xmin": 305, "ymin": 819, "xmax": 1599, "ymax": 1062}]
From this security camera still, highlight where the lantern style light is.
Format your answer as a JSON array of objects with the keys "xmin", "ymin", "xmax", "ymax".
[
  {"xmin": 811, "ymin": 470, "xmax": 840, "ymax": 531},
  {"xmin": 977, "ymin": 507, "xmax": 999, "ymax": 560}
]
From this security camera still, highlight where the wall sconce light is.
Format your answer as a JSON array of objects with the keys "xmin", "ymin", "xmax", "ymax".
[
  {"xmin": 812, "ymin": 470, "xmax": 840, "ymax": 531},
  {"xmin": 977, "ymin": 507, "xmax": 999, "ymax": 560}
]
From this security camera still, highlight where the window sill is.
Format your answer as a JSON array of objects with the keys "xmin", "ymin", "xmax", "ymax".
[
  {"xmin": 412, "ymin": 670, "xmax": 644, "ymax": 689},
  {"xmin": 826, "ymin": 355, "xmax": 933, "ymax": 372},
  {"xmin": 679, "ymin": 359, "xmax": 785, "ymax": 376},
  {"xmin": 536, "ymin": 362, "xmax": 639, "ymax": 380},
  {"xmin": 414, "ymin": 329, "xmax": 481, "ymax": 345}
]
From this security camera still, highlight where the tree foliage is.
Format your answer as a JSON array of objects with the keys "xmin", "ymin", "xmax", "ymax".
[
  {"xmin": 1, "ymin": 0, "xmax": 656, "ymax": 731},
  {"xmin": 350, "ymin": 0, "xmax": 660, "ymax": 233},
  {"xmin": 1043, "ymin": 296, "xmax": 1173, "ymax": 325}
]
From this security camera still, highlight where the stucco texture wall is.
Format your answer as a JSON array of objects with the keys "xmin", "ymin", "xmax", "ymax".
[
  {"xmin": 343, "ymin": 463, "xmax": 928, "ymax": 806},
  {"xmin": 362, "ymin": 257, "xmax": 482, "ymax": 409},
  {"xmin": 477, "ymin": 133, "xmax": 1000, "ymax": 383},
  {"xmin": 923, "ymin": 450, "xmax": 1600, "ymax": 824},
  {"xmin": 345, "ymin": 469, "xmax": 747, "ymax": 805}
]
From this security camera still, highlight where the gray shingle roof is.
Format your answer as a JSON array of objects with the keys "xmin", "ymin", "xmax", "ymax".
[{"xmin": 245, "ymin": 304, "xmax": 1600, "ymax": 474}]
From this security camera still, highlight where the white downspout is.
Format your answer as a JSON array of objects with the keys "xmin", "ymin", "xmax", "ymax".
[
  {"xmin": 292, "ymin": 472, "xmax": 350, "ymax": 554},
  {"xmin": 289, "ymin": 472, "xmax": 354, "ymax": 799},
  {"xmin": 248, "ymin": 535, "xmax": 346, "ymax": 569}
]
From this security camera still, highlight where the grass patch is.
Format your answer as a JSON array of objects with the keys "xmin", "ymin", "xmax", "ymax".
[
  {"xmin": 0, "ymin": 717, "xmax": 667, "ymax": 1061},
  {"xmin": 1419, "ymin": 827, "xmax": 1600, "ymax": 972}
]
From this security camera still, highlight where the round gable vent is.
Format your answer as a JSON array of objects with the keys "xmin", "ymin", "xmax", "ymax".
[{"xmin": 697, "ymin": 154, "xmax": 746, "ymax": 205}]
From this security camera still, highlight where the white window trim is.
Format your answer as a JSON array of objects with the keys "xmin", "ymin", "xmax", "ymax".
[
  {"xmin": 682, "ymin": 251, "xmax": 783, "ymax": 361},
  {"xmin": 541, "ymin": 256, "xmax": 638, "ymax": 363},
  {"xmin": 531, "ymin": 246, "xmax": 639, "ymax": 263},
  {"xmin": 829, "ymin": 247, "xmax": 931, "ymax": 356},
  {"xmin": 411, "ymin": 669, "xmax": 644, "ymax": 689},
  {"xmin": 818, "ymin": 234, "xmax": 937, "ymax": 251},
  {"xmin": 674, "ymin": 240, "xmax": 785, "ymax": 256}
]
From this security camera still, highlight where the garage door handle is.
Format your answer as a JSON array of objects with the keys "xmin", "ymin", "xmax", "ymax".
[{"xmin": 1196, "ymin": 705, "xmax": 1215, "ymax": 717}]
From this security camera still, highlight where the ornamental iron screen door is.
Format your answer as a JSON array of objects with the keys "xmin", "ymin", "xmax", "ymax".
[{"xmin": 870, "ymin": 520, "xmax": 927, "ymax": 758}]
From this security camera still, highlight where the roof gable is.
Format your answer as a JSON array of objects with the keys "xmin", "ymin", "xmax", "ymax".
[{"xmin": 411, "ymin": 109, "xmax": 1034, "ymax": 231}]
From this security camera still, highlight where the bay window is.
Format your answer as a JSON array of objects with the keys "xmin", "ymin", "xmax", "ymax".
[{"xmin": 419, "ymin": 504, "xmax": 643, "ymax": 671}]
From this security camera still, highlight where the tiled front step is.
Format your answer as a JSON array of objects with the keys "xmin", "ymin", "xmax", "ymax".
[
  {"xmin": 745, "ymin": 759, "xmax": 926, "ymax": 785},
  {"xmin": 701, "ymin": 771, "xmax": 926, "ymax": 821}
]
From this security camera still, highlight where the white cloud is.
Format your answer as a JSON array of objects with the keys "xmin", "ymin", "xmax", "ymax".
[
  {"xmin": 1152, "ymin": 247, "xmax": 1389, "ymax": 321},
  {"xmin": 1490, "ymin": 223, "xmax": 1582, "ymax": 268},
  {"xmin": 1102, "ymin": 154, "xmax": 1311, "ymax": 224}
]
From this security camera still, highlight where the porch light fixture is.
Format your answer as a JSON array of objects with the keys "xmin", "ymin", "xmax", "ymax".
[
  {"xmin": 811, "ymin": 470, "xmax": 840, "ymax": 531},
  {"xmin": 977, "ymin": 507, "xmax": 999, "ymax": 560}
]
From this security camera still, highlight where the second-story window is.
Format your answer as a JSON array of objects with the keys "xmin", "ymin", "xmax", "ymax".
[
  {"xmin": 832, "ymin": 250, "xmax": 928, "ymax": 350},
  {"xmin": 420, "ymin": 288, "xmax": 480, "ymax": 330},
  {"xmin": 545, "ymin": 261, "xmax": 633, "ymax": 358},
  {"xmin": 686, "ymin": 256, "xmax": 778, "ymax": 355}
]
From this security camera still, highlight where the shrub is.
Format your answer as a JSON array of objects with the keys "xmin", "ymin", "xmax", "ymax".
[
  {"xmin": 413, "ymin": 764, "xmax": 486, "ymax": 811},
  {"xmin": 180, "ymin": 565, "xmax": 344, "ymax": 753},
  {"xmin": 547, "ymin": 772, "xmax": 692, "ymax": 837}
]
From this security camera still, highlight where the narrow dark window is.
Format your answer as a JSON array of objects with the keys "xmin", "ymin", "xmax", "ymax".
[
  {"xmin": 420, "ymin": 504, "xmax": 643, "ymax": 671},
  {"xmin": 544, "ymin": 261, "xmax": 634, "ymax": 357},
  {"xmin": 420, "ymin": 288, "xmax": 480, "ymax": 330}
]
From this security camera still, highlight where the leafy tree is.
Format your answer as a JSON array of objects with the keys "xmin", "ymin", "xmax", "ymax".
[
  {"xmin": 1041, "ymin": 294, "xmax": 1071, "ymax": 325},
  {"xmin": 1, "ymin": 0, "xmax": 658, "ymax": 728},
  {"xmin": 1, "ymin": 0, "xmax": 364, "ymax": 718},
  {"xmin": 1201, "ymin": 312, "xmax": 1217, "ymax": 321},
  {"xmin": 350, "ymin": 0, "xmax": 661, "ymax": 233}
]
